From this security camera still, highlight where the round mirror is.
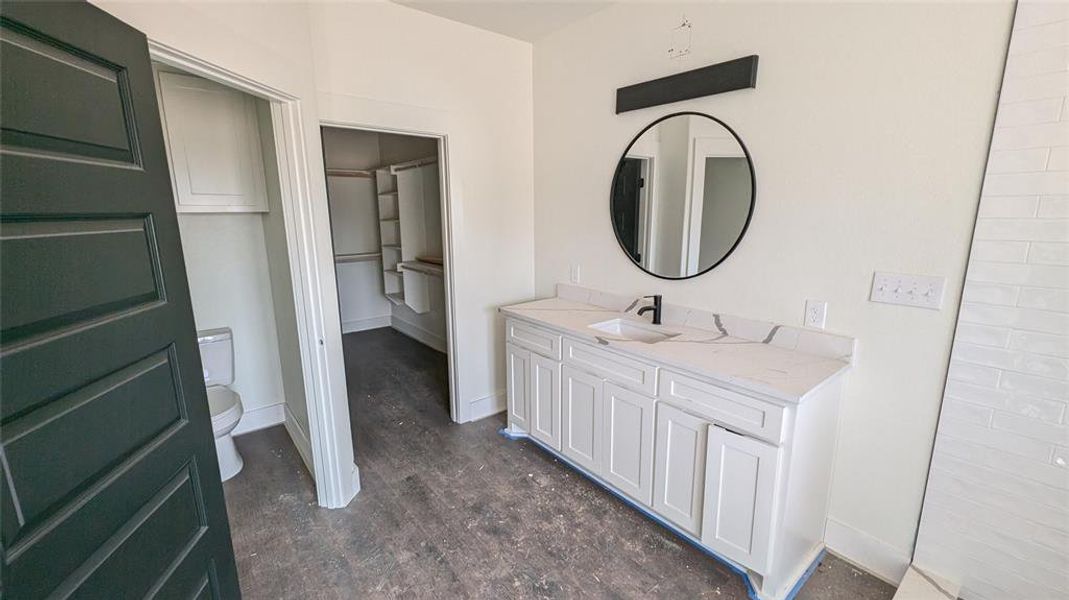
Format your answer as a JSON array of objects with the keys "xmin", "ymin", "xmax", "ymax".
[{"xmin": 610, "ymin": 112, "xmax": 755, "ymax": 279}]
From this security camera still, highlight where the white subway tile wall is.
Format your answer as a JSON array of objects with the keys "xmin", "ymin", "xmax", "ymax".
[{"xmin": 913, "ymin": 2, "xmax": 1069, "ymax": 599}]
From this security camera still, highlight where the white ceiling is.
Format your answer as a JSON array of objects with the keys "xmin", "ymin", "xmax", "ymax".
[{"xmin": 394, "ymin": 1, "xmax": 612, "ymax": 42}]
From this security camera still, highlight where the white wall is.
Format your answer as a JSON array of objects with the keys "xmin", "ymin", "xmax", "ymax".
[
  {"xmin": 308, "ymin": 0, "xmax": 535, "ymax": 421},
  {"xmin": 532, "ymin": 1, "xmax": 1013, "ymax": 581},
  {"xmin": 178, "ymin": 214, "xmax": 286, "ymax": 426},
  {"xmin": 914, "ymin": 2, "xmax": 1069, "ymax": 598}
]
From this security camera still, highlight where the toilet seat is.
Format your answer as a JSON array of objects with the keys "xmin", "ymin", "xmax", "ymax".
[{"xmin": 207, "ymin": 386, "xmax": 242, "ymax": 434}]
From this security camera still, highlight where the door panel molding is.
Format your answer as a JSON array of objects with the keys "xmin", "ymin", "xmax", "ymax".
[{"xmin": 0, "ymin": 18, "xmax": 141, "ymax": 167}]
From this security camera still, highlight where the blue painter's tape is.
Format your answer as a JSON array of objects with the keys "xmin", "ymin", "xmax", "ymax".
[
  {"xmin": 498, "ymin": 427, "xmax": 527, "ymax": 441},
  {"xmin": 497, "ymin": 427, "xmax": 825, "ymax": 600}
]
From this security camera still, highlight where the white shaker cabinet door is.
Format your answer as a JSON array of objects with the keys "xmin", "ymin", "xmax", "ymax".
[
  {"xmin": 653, "ymin": 402, "xmax": 709, "ymax": 536},
  {"xmin": 157, "ymin": 71, "xmax": 267, "ymax": 212},
  {"xmin": 505, "ymin": 343, "xmax": 530, "ymax": 432},
  {"xmin": 602, "ymin": 383, "xmax": 655, "ymax": 506},
  {"xmin": 701, "ymin": 425, "xmax": 781, "ymax": 574},
  {"xmin": 529, "ymin": 353, "xmax": 562, "ymax": 451},
  {"xmin": 560, "ymin": 365, "xmax": 604, "ymax": 473}
]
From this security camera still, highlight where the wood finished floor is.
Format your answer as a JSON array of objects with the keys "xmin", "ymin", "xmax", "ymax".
[{"xmin": 223, "ymin": 327, "xmax": 896, "ymax": 599}]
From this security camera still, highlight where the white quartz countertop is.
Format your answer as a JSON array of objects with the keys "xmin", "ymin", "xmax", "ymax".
[{"xmin": 500, "ymin": 297, "xmax": 851, "ymax": 404}]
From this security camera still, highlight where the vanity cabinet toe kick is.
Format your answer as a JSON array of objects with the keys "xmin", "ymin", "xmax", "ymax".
[{"xmin": 503, "ymin": 317, "xmax": 844, "ymax": 600}]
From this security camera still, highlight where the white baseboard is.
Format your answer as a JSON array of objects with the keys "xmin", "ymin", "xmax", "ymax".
[
  {"xmin": 825, "ymin": 516, "xmax": 911, "ymax": 586},
  {"xmin": 467, "ymin": 390, "xmax": 506, "ymax": 422},
  {"xmin": 341, "ymin": 314, "xmax": 391, "ymax": 334},
  {"xmin": 391, "ymin": 315, "xmax": 446, "ymax": 353},
  {"xmin": 283, "ymin": 403, "xmax": 314, "ymax": 475},
  {"xmin": 232, "ymin": 402, "xmax": 285, "ymax": 436}
]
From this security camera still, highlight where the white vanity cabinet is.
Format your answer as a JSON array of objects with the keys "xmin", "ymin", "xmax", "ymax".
[
  {"xmin": 561, "ymin": 365, "xmax": 604, "ymax": 472},
  {"xmin": 502, "ymin": 312, "xmax": 848, "ymax": 600},
  {"xmin": 652, "ymin": 402, "xmax": 709, "ymax": 535},
  {"xmin": 529, "ymin": 353, "xmax": 561, "ymax": 451},
  {"xmin": 602, "ymin": 383, "xmax": 655, "ymax": 505},
  {"xmin": 702, "ymin": 426, "xmax": 781, "ymax": 572},
  {"xmin": 505, "ymin": 343, "xmax": 531, "ymax": 432}
]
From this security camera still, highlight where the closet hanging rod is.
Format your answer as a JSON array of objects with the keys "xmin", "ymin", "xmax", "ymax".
[
  {"xmin": 326, "ymin": 168, "xmax": 374, "ymax": 178},
  {"xmin": 337, "ymin": 251, "xmax": 384, "ymax": 263},
  {"xmin": 398, "ymin": 260, "xmax": 444, "ymax": 277},
  {"xmin": 389, "ymin": 155, "xmax": 438, "ymax": 174}
]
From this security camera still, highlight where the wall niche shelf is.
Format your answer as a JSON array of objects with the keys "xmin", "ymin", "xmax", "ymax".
[{"xmin": 376, "ymin": 166, "xmax": 404, "ymax": 300}]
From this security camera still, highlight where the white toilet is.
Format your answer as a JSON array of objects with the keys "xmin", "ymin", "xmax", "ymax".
[{"xmin": 198, "ymin": 327, "xmax": 244, "ymax": 481}]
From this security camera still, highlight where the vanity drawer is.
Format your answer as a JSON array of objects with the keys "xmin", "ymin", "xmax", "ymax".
[
  {"xmin": 506, "ymin": 319, "xmax": 561, "ymax": 360},
  {"xmin": 658, "ymin": 370, "xmax": 784, "ymax": 444},
  {"xmin": 562, "ymin": 338, "xmax": 658, "ymax": 395}
]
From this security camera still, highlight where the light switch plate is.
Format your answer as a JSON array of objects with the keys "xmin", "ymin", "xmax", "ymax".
[
  {"xmin": 804, "ymin": 299, "xmax": 827, "ymax": 330},
  {"xmin": 870, "ymin": 272, "xmax": 946, "ymax": 310},
  {"xmin": 570, "ymin": 264, "xmax": 581, "ymax": 284}
]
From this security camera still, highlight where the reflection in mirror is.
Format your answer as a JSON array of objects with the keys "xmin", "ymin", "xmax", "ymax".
[{"xmin": 611, "ymin": 113, "xmax": 754, "ymax": 279}]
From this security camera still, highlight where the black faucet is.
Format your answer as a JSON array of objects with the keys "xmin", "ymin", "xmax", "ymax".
[{"xmin": 637, "ymin": 295, "xmax": 662, "ymax": 325}]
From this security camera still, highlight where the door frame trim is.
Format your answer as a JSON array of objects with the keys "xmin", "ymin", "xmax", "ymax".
[
  {"xmin": 148, "ymin": 40, "xmax": 360, "ymax": 509},
  {"xmin": 319, "ymin": 119, "xmax": 461, "ymax": 424}
]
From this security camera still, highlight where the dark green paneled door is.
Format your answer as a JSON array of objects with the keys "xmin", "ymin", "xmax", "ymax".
[{"xmin": 0, "ymin": 2, "xmax": 241, "ymax": 597}]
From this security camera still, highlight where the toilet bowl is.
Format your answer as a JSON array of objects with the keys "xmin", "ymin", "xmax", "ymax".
[
  {"xmin": 198, "ymin": 327, "xmax": 245, "ymax": 481},
  {"xmin": 208, "ymin": 385, "xmax": 244, "ymax": 481}
]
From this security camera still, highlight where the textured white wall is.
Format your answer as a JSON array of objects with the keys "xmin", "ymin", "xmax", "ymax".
[
  {"xmin": 532, "ymin": 1, "xmax": 1013, "ymax": 581},
  {"xmin": 914, "ymin": 3, "xmax": 1069, "ymax": 598}
]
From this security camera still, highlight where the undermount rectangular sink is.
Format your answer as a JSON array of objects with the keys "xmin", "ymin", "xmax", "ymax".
[{"xmin": 588, "ymin": 318, "xmax": 679, "ymax": 344}]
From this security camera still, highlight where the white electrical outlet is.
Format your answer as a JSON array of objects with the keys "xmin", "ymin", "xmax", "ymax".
[
  {"xmin": 570, "ymin": 264, "xmax": 581, "ymax": 284},
  {"xmin": 870, "ymin": 272, "xmax": 946, "ymax": 310},
  {"xmin": 804, "ymin": 299, "xmax": 828, "ymax": 330}
]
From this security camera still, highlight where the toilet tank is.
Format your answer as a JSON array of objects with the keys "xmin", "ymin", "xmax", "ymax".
[{"xmin": 197, "ymin": 327, "xmax": 234, "ymax": 387}]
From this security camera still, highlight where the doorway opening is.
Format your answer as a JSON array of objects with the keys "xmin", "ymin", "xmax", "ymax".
[
  {"xmin": 147, "ymin": 42, "xmax": 359, "ymax": 510},
  {"xmin": 149, "ymin": 59, "xmax": 316, "ymax": 492},
  {"xmin": 319, "ymin": 125, "xmax": 455, "ymax": 441}
]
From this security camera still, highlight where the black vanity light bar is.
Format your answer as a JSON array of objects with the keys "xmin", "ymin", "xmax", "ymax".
[{"xmin": 615, "ymin": 55, "xmax": 759, "ymax": 114}]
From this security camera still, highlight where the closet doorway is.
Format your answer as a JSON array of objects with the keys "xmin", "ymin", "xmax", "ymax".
[{"xmin": 320, "ymin": 126, "xmax": 457, "ymax": 429}]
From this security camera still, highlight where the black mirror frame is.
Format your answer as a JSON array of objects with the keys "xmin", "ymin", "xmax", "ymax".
[{"xmin": 610, "ymin": 111, "xmax": 756, "ymax": 281}]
